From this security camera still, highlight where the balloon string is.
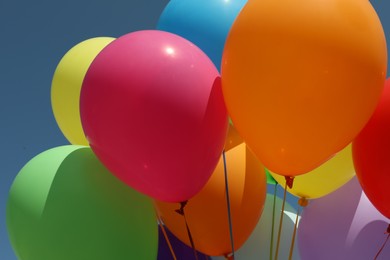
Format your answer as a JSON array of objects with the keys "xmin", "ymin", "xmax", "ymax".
[
  {"xmin": 270, "ymin": 183, "xmax": 278, "ymax": 260},
  {"xmin": 175, "ymin": 201, "xmax": 199, "ymax": 260},
  {"xmin": 223, "ymin": 150, "xmax": 235, "ymax": 259},
  {"xmin": 274, "ymin": 176, "xmax": 294, "ymax": 260},
  {"xmin": 289, "ymin": 198, "xmax": 307, "ymax": 260},
  {"xmin": 288, "ymin": 206, "xmax": 299, "ymax": 260},
  {"xmin": 374, "ymin": 224, "xmax": 390, "ymax": 260},
  {"xmin": 155, "ymin": 210, "xmax": 177, "ymax": 260}
]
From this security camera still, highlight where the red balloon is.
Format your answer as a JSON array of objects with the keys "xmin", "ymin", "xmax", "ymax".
[
  {"xmin": 80, "ymin": 30, "xmax": 228, "ymax": 202},
  {"xmin": 353, "ymin": 78, "xmax": 390, "ymax": 218}
]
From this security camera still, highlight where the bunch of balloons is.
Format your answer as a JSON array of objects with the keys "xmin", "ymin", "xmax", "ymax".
[{"xmin": 7, "ymin": 0, "xmax": 390, "ymax": 259}]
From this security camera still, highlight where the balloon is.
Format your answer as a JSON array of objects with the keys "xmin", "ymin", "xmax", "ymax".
[
  {"xmin": 225, "ymin": 124, "xmax": 274, "ymax": 188},
  {"xmin": 51, "ymin": 37, "xmax": 114, "ymax": 145},
  {"xmin": 224, "ymin": 123, "xmax": 243, "ymax": 152},
  {"xmin": 213, "ymin": 194, "xmax": 300, "ymax": 260},
  {"xmin": 298, "ymin": 177, "xmax": 390, "ymax": 260},
  {"xmin": 158, "ymin": 225, "xmax": 211, "ymax": 260},
  {"xmin": 265, "ymin": 169, "xmax": 278, "ymax": 185},
  {"xmin": 158, "ymin": 0, "xmax": 247, "ymax": 69},
  {"xmin": 155, "ymin": 143, "xmax": 267, "ymax": 256},
  {"xmin": 6, "ymin": 146, "xmax": 158, "ymax": 260},
  {"xmin": 353, "ymin": 78, "xmax": 390, "ymax": 218},
  {"xmin": 80, "ymin": 30, "xmax": 228, "ymax": 202},
  {"xmin": 222, "ymin": 0, "xmax": 387, "ymax": 176},
  {"xmin": 271, "ymin": 144, "xmax": 355, "ymax": 199}
]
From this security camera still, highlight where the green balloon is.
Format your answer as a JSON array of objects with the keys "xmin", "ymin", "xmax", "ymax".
[
  {"xmin": 6, "ymin": 146, "xmax": 158, "ymax": 260},
  {"xmin": 265, "ymin": 168, "xmax": 278, "ymax": 185}
]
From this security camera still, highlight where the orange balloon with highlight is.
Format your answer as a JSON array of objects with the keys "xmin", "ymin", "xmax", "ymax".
[
  {"xmin": 222, "ymin": 0, "xmax": 387, "ymax": 176},
  {"xmin": 155, "ymin": 143, "xmax": 267, "ymax": 256}
]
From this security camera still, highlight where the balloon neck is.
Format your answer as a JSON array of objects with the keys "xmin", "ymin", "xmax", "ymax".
[
  {"xmin": 224, "ymin": 253, "xmax": 234, "ymax": 260},
  {"xmin": 298, "ymin": 197, "xmax": 309, "ymax": 207},
  {"xmin": 175, "ymin": 201, "xmax": 188, "ymax": 216},
  {"xmin": 285, "ymin": 176, "xmax": 295, "ymax": 189}
]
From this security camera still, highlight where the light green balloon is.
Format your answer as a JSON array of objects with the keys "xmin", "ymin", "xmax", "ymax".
[{"xmin": 6, "ymin": 146, "xmax": 158, "ymax": 260}]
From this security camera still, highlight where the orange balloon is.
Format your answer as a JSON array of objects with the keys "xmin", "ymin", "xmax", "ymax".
[
  {"xmin": 221, "ymin": 0, "xmax": 387, "ymax": 176},
  {"xmin": 270, "ymin": 144, "xmax": 355, "ymax": 199},
  {"xmin": 224, "ymin": 123, "xmax": 243, "ymax": 151},
  {"xmin": 155, "ymin": 143, "xmax": 267, "ymax": 256}
]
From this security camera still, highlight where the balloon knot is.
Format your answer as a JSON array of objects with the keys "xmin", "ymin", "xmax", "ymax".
[
  {"xmin": 298, "ymin": 197, "xmax": 309, "ymax": 207},
  {"xmin": 224, "ymin": 252, "xmax": 234, "ymax": 260},
  {"xmin": 175, "ymin": 201, "xmax": 188, "ymax": 216},
  {"xmin": 285, "ymin": 176, "xmax": 295, "ymax": 189}
]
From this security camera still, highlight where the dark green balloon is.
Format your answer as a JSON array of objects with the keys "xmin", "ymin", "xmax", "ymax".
[{"xmin": 6, "ymin": 146, "xmax": 158, "ymax": 260}]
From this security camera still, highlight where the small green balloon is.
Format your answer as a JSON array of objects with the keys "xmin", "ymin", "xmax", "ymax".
[
  {"xmin": 265, "ymin": 169, "xmax": 278, "ymax": 185},
  {"xmin": 6, "ymin": 146, "xmax": 158, "ymax": 260}
]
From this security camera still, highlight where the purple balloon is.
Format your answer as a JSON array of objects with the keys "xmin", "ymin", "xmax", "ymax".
[
  {"xmin": 158, "ymin": 225, "xmax": 211, "ymax": 260},
  {"xmin": 298, "ymin": 177, "xmax": 390, "ymax": 260}
]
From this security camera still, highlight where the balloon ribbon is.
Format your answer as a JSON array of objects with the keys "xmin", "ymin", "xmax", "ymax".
[
  {"xmin": 374, "ymin": 223, "xmax": 390, "ymax": 260},
  {"xmin": 270, "ymin": 183, "xmax": 278, "ymax": 260},
  {"xmin": 155, "ymin": 208, "xmax": 177, "ymax": 260},
  {"xmin": 274, "ymin": 176, "xmax": 294, "ymax": 260},
  {"xmin": 175, "ymin": 201, "xmax": 199, "ymax": 260},
  {"xmin": 288, "ymin": 197, "xmax": 308, "ymax": 260},
  {"xmin": 223, "ymin": 150, "xmax": 235, "ymax": 259}
]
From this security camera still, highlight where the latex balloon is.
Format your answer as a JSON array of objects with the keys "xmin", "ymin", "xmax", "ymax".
[
  {"xmin": 298, "ymin": 177, "xmax": 390, "ymax": 260},
  {"xmin": 224, "ymin": 123, "xmax": 243, "ymax": 152},
  {"xmin": 158, "ymin": 0, "xmax": 247, "ymax": 69},
  {"xmin": 80, "ymin": 30, "xmax": 228, "ymax": 202},
  {"xmin": 158, "ymin": 225, "xmax": 211, "ymax": 260},
  {"xmin": 51, "ymin": 37, "xmax": 114, "ymax": 145},
  {"xmin": 213, "ymin": 194, "xmax": 300, "ymax": 260},
  {"xmin": 155, "ymin": 143, "xmax": 267, "ymax": 256},
  {"xmin": 222, "ymin": 0, "xmax": 387, "ymax": 176},
  {"xmin": 6, "ymin": 146, "xmax": 157, "ymax": 260},
  {"xmin": 353, "ymin": 78, "xmax": 390, "ymax": 219},
  {"xmin": 265, "ymin": 169, "xmax": 278, "ymax": 185},
  {"xmin": 271, "ymin": 144, "xmax": 355, "ymax": 199}
]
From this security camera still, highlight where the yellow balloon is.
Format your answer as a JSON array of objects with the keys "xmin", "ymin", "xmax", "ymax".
[
  {"xmin": 270, "ymin": 144, "xmax": 355, "ymax": 199},
  {"xmin": 51, "ymin": 37, "xmax": 115, "ymax": 145},
  {"xmin": 222, "ymin": 0, "xmax": 387, "ymax": 176}
]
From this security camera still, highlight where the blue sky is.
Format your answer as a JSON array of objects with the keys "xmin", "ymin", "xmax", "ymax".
[{"xmin": 1, "ymin": 0, "xmax": 389, "ymax": 259}]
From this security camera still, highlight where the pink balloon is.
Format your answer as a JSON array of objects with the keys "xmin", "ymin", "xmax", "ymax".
[
  {"xmin": 80, "ymin": 30, "xmax": 228, "ymax": 202},
  {"xmin": 298, "ymin": 177, "xmax": 390, "ymax": 260}
]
